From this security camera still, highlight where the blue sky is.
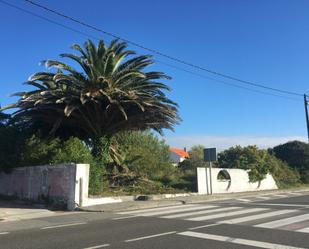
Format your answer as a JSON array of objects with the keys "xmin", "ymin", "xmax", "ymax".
[{"xmin": 1, "ymin": 0, "xmax": 309, "ymax": 149}]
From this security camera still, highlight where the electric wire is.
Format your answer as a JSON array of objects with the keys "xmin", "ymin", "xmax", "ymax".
[
  {"xmin": 157, "ymin": 60, "xmax": 301, "ymax": 102},
  {"xmin": 22, "ymin": 0, "xmax": 304, "ymax": 97},
  {"xmin": 0, "ymin": 0, "xmax": 303, "ymax": 102}
]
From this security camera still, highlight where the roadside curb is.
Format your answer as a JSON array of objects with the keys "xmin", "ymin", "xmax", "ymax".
[{"xmin": 77, "ymin": 187, "xmax": 309, "ymax": 213}]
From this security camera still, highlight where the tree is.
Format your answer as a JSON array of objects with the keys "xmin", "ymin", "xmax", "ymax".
[
  {"xmin": 179, "ymin": 145, "xmax": 207, "ymax": 171},
  {"xmin": 271, "ymin": 141, "xmax": 309, "ymax": 183},
  {"xmin": 189, "ymin": 145, "xmax": 205, "ymax": 161},
  {"xmin": 3, "ymin": 39, "xmax": 180, "ymax": 162}
]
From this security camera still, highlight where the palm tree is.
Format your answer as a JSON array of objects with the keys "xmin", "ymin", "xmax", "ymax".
[{"xmin": 3, "ymin": 39, "xmax": 180, "ymax": 161}]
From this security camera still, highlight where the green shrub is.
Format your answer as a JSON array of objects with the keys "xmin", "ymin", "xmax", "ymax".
[
  {"xmin": 88, "ymin": 162, "xmax": 107, "ymax": 195},
  {"xmin": 0, "ymin": 113, "xmax": 29, "ymax": 172},
  {"xmin": 20, "ymin": 136, "xmax": 94, "ymax": 166},
  {"xmin": 217, "ymin": 145, "xmax": 300, "ymax": 188},
  {"xmin": 19, "ymin": 135, "xmax": 61, "ymax": 166},
  {"xmin": 218, "ymin": 146, "xmax": 272, "ymax": 182},
  {"xmin": 270, "ymin": 159, "xmax": 300, "ymax": 188},
  {"xmin": 271, "ymin": 141, "xmax": 309, "ymax": 183},
  {"xmin": 114, "ymin": 131, "xmax": 176, "ymax": 182},
  {"xmin": 51, "ymin": 137, "xmax": 94, "ymax": 164},
  {"xmin": 19, "ymin": 135, "xmax": 105, "ymax": 195},
  {"xmin": 169, "ymin": 170, "xmax": 197, "ymax": 192}
]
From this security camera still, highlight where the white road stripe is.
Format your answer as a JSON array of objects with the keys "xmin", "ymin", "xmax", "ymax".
[
  {"xmin": 271, "ymin": 194, "xmax": 288, "ymax": 198},
  {"xmin": 133, "ymin": 205, "xmax": 218, "ymax": 217},
  {"xmin": 236, "ymin": 199, "xmax": 251, "ymax": 202},
  {"xmin": 125, "ymin": 231, "xmax": 177, "ymax": 242},
  {"xmin": 219, "ymin": 209, "xmax": 297, "ymax": 224},
  {"xmin": 112, "ymin": 216, "xmax": 136, "ymax": 220},
  {"xmin": 186, "ymin": 208, "xmax": 267, "ymax": 222},
  {"xmin": 41, "ymin": 222, "xmax": 87, "ymax": 230},
  {"xmin": 255, "ymin": 213, "xmax": 309, "ymax": 229},
  {"xmin": 297, "ymin": 227, "xmax": 309, "ymax": 233},
  {"xmin": 178, "ymin": 231, "xmax": 306, "ymax": 249},
  {"xmin": 288, "ymin": 193, "xmax": 303, "ymax": 196},
  {"xmin": 83, "ymin": 244, "xmax": 110, "ymax": 249},
  {"xmin": 118, "ymin": 204, "xmax": 196, "ymax": 215},
  {"xmin": 255, "ymin": 196, "xmax": 271, "ymax": 200},
  {"xmin": 0, "ymin": 232, "xmax": 9, "ymax": 235},
  {"xmin": 246, "ymin": 203, "xmax": 309, "ymax": 208},
  {"xmin": 161, "ymin": 206, "xmax": 240, "ymax": 219},
  {"xmin": 188, "ymin": 223, "xmax": 221, "ymax": 230},
  {"xmin": 293, "ymin": 190, "xmax": 309, "ymax": 193}
]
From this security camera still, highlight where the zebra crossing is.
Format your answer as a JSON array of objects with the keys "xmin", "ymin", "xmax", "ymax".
[
  {"xmin": 227, "ymin": 191, "xmax": 309, "ymax": 203},
  {"xmin": 117, "ymin": 202, "xmax": 309, "ymax": 234}
]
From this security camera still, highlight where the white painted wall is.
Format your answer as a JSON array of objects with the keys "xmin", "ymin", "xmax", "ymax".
[
  {"xmin": 197, "ymin": 167, "xmax": 278, "ymax": 194},
  {"xmin": 72, "ymin": 164, "xmax": 90, "ymax": 209}
]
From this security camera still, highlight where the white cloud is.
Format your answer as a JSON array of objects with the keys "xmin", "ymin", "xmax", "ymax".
[{"xmin": 163, "ymin": 135, "xmax": 307, "ymax": 151}]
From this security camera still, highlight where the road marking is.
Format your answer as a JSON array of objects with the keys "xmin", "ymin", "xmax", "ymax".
[
  {"xmin": 161, "ymin": 206, "xmax": 240, "ymax": 219},
  {"xmin": 246, "ymin": 203, "xmax": 309, "ymax": 208},
  {"xmin": 219, "ymin": 209, "xmax": 297, "ymax": 224},
  {"xmin": 255, "ymin": 196, "xmax": 271, "ymax": 200},
  {"xmin": 130, "ymin": 205, "xmax": 218, "ymax": 217},
  {"xmin": 188, "ymin": 223, "xmax": 221, "ymax": 230},
  {"xmin": 297, "ymin": 226, "xmax": 309, "ymax": 233},
  {"xmin": 118, "ymin": 204, "xmax": 196, "ymax": 215},
  {"xmin": 236, "ymin": 199, "xmax": 252, "ymax": 202},
  {"xmin": 112, "ymin": 216, "xmax": 136, "ymax": 220},
  {"xmin": 178, "ymin": 231, "xmax": 306, "ymax": 249},
  {"xmin": 293, "ymin": 190, "xmax": 309, "ymax": 193},
  {"xmin": 186, "ymin": 208, "xmax": 267, "ymax": 221},
  {"xmin": 83, "ymin": 244, "xmax": 110, "ymax": 249},
  {"xmin": 125, "ymin": 231, "xmax": 177, "ymax": 242},
  {"xmin": 255, "ymin": 213, "xmax": 309, "ymax": 229},
  {"xmin": 0, "ymin": 232, "xmax": 9, "ymax": 235},
  {"xmin": 41, "ymin": 222, "xmax": 87, "ymax": 230},
  {"xmin": 271, "ymin": 194, "xmax": 288, "ymax": 198},
  {"xmin": 288, "ymin": 193, "xmax": 303, "ymax": 196}
]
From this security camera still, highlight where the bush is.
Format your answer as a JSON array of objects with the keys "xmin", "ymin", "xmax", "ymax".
[
  {"xmin": 88, "ymin": 162, "xmax": 106, "ymax": 195},
  {"xmin": 52, "ymin": 137, "xmax": 94, "ymax": 165},
  {"xmin": 269, "ymin": 157, "xmax": 300, "ymax": 188},
  {"xmin": 0, "ymin": 113, "xmax": 31, "ymax": 172},
  {"xmin": 20, "ymin": 136, "xmax": 93, "ymax": 166},
  {"xmin": 217, "ymin": 145, "xmax": 300, "ymax": 187},
  {"xmin": 19, "ymin": 135, "xmax": 105, "ymax": 195},
  {"xmin": 114, "ymin": 131, "xmax": 176, "ymax": 182},
  {"xmin": 271, "ymin": 141, "xmax": 309, "ymax": 183},
  {"xmin": 218, "ymin": 146, "xmax": 272, "ymax": 182}
]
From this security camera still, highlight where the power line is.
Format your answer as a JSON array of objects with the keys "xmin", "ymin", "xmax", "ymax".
[
  {"xmin": 157, "ymin": 60, "xmax": 301, "ymax": 102},
  {"xmin": 23, "ymin": 0, "xmax": 304, "ymax": 97},
  {"xmin": 0, "ymin": 0, "xmax": 100, "ymax": 41},
  {"xmin": 0, "ymin": 0, "xmax": 302, "ymax": 102}
]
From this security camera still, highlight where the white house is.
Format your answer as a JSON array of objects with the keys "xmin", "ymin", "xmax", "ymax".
[{"xmin": 169, "ymin": 148, "xmax": 189, "ymax": 165}]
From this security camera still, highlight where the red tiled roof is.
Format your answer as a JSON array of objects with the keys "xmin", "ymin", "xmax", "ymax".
[{"xmin": 169, "ymin": 148, "xmax": 189, "ymax": 158}]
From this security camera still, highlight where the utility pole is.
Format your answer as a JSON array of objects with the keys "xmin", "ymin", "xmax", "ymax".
[{"xmin": 304, "ymin": 94, "xmax": 309, "ymax": 143}]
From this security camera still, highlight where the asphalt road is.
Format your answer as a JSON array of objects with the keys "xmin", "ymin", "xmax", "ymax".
[{"xmin": 1, "ymin": 190, "xmax": 309, "ymax": 249}]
